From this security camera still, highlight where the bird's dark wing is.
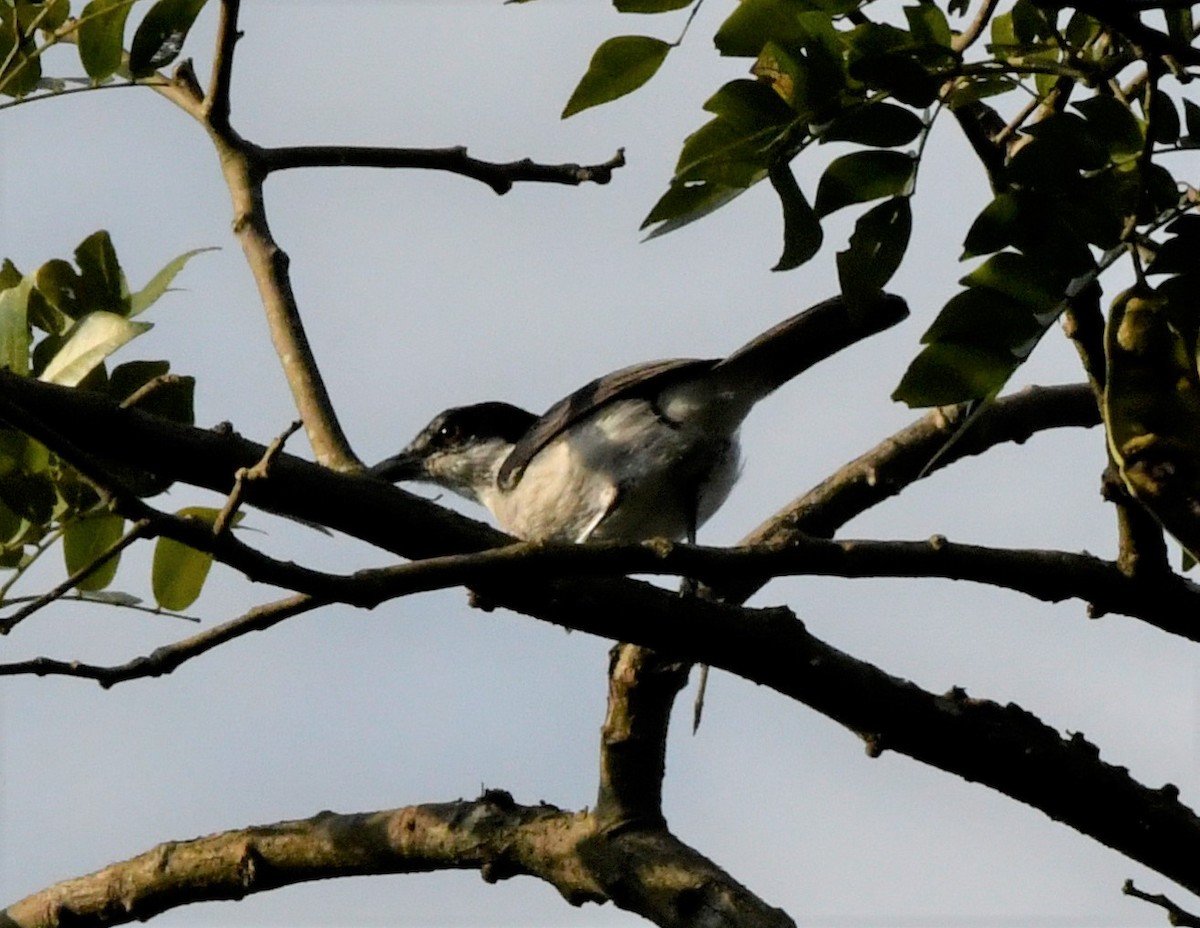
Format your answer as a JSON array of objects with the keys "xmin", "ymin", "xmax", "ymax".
[{"xmin": 496, "ymin": 357, "xmax": 716, "ymax": 490}]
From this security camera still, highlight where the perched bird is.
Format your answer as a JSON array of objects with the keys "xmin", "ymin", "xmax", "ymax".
[{"xmin": 370, "ymin": 293, "xmax": 908, "ymax": 547}]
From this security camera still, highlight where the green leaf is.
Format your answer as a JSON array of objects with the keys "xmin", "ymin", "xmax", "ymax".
[
  {"xmin": 78, "ymin": 0, "xmax": 135, "ymax": 82},
  {"xmin": 892, "ymin": 342, "xmax": 1018, "ymax": 406},
  {"xmin": 848, "ymin": 52, "xmax": 940, "ymax": 108},
  {"xmin": 615, "ymin": 0, "xmax": 693, "ymax": 10},
  {"xmin": 151, "ymin": 506, "xmax": 239, "ymax": 610},
  {"xmin": 0, "ymin": 11, "xmax": 42, "ymax": 97},
  {"xmin": 814, "ymin": 150, "xmax": 915, "ymax": 217},
  {"xmin": 0, "ymin": 276, "xmax": 32, "ymax": 377},
  {"xmin": 770, "ymin": 162, "xmax": 822, "ymax": 271},
  {"xmin": 129, "ymin": 0, "xmax": 209, "ymax": 77},
  {"xmin": 37, "ymin": 311, "xmax": 152, "ymax": 386},
  {"xmin": 108, "ymin": 358, "xmax": 170, "ymax": 400},
  {"xmin": 1074, "ymin": 94, "xmax": 1144, "ymax": 163},
  {"xmin": 128, "ymin": 246, "xmax": 216, "ymax": 316},
  {"xmin": 715, "ymin": 0, "xmax": 810, "ymax": 58},
  {"xmin": 1144, "ymin": 89, "xmax": 1181, "ymax": 145},
  {"xmin": 675, "ymin": 116, "xmax": 772, "ymax": 187},
  {"xmin": 959, "ymin": 251, "xmax": 1060, "ymax": 309},
  {"xmin": 110, "ymin": 360, "xmax": 195, "ymax": 424},
  {"xmin": 74, "ymin": 230, "xmax": 128, "ymax": 314},
  {"xmin": 836, "ymin": 196, "xmax": 911, "ymax": 299},
  {"xmin": 562, "ymin": 35, "xmax": 671, "ymax": 118},
  {"xmin": 703, "ymin": 78, "xmax": 795, "ymax": 129},
  {"xmin": 641, "ymin": 180, "xmax": 747, "ymax": 239},
  {"xmin": 63, "ymin": 511, "xmax": 125, "ymax": 591},
  {"xmin": 821, "ymin": 102, "xmax": 925, "ymax": 147},
  {"xmin": 920, "ymin": 288, "xmax": 1043, "ymax": 350},
  {"xmin": 904, "ymin": 2, "xmax": 952, "ymax": 48},
  {"xmin": 152, "ymin": 518, "xmax": 213, "ymax": 610}
]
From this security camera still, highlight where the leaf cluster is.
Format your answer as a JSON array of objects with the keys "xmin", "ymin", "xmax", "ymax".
[
  {"xmin": 0, "ymin": 0, "xmax": 208, "ymax": 100},
  {"xmin": 0, "ymin": 230, "xmax": 214, "ymax": 609},
  {"xmin": 561, "ymin": 0, "xmax": 1200, "ymax": 411}
]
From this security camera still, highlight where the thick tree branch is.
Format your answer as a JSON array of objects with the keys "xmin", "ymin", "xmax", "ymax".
[
  {"xmin": 260, "ymin": 145, "xmax": 627, "ymax": 194},
  {"xmin": 741, "ymin": 383, "xmax": 1100, "ymax": 545},
  {"xmin": 2, "ymin": 793, "xmax": 793, "ymax": 928}
]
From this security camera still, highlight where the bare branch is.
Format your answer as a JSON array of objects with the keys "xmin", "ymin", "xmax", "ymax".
[
  {"xmin": 0, "ymin": 594, "xmax": 323, "ymax": 686},
  {"xmin": 203, "ymin": 0, "xmax": 241, "ymax": 131},
  {"xmin": 260, "ymin": 145, "xmax": 627, "ymax": 195},
  {"xmin": 1124, "ymin": 880, "xmax": 1200, "ymax": 926},
  {"xmin": 1, "ymin": 793, "xmax": 794, "ymax": 928}
]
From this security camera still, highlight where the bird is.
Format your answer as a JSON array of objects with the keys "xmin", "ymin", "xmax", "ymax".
[
  {"xmin": 370, "ymin": 294, "xmax": 906, "ymax": 546},
  {"xmin": 370, "ymin": 293, "xmax": 907, "ymax": 729}
]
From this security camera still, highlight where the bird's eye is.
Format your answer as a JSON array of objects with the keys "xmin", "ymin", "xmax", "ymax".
[{"xmin": 437, "ymin": 422, "xmax": 461, "ymax": 445}]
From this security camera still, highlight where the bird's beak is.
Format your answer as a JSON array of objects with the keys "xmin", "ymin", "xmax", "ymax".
[{"xmin": 367, "ymin": 450, "xmax": 426, "ymax": 483}]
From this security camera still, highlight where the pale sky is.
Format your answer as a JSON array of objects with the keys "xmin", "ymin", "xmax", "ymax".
[{"xmin": 2, "ymin": 2, "xmax": 1196, "ymax": 926}]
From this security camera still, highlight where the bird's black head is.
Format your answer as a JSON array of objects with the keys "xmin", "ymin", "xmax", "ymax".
[{"xmin": 368, "ymin": 401, "xmax": 537, "ymax": 484}]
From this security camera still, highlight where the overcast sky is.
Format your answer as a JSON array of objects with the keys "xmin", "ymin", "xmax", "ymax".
[{"xmin": 2, "ymin": 2, "xmax": 1197, "ymax": 926}]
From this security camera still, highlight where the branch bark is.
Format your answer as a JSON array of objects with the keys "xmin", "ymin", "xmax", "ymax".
[{"xmin": 2, "ymin": 793, "xmax": 794, "ymax": 928}]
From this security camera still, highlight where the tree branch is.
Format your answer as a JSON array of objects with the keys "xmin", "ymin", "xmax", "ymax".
[
  {"xmin": 2, "ymin": 792, "xmax": 794, "ymax": 928},
  {"xmin": 260, "ymin": 145, "xmax": 627, "ymax": 194},
  {"xmin": 2, "ymin": 376, "xmax": 1198, "ymax": 895}
]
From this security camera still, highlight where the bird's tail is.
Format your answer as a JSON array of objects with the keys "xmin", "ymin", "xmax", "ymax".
[{"xmin": 711, "ymin": 292, "xmax": 909, "ymax": 402}]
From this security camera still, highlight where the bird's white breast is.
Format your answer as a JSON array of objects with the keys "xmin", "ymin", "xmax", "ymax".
[{"xmin": 483, "ymin": 397, "xmax": 741, "ymax": 543}]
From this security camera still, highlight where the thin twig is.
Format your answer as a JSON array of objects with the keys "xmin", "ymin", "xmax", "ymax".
[
  {"xmin": 259, "ymin": 145, "xmax": 626, "ymax": 195},
  {"xmin": 1123, "ymin": 879, "xmax": 1200, "ymax": 926},
  {"xmin": 213, "ymin": 420, "xmax": 302, "ymax": 535},
  {"xmin": 0, "ymin": 519, "xmax": 154, "ymax": 635}
]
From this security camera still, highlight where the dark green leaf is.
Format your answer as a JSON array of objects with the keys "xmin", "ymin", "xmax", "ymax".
[
  {"xmin": 959, "ymin": 251, "xmax": 1060, "ymax": 309},
  {"xmin": 814, "ymin": 150, "xmax": 915, "ymax": 216},
  {"xmin": 111, "ymin": 361, "xmax": 195, "ymax": 424},
  {"xmin": 702, "ymin": 78, "xmax": 794, "ymax": 130},
  {"xmin": 79, "ymin": 0, "xmax": 134, "ymax": 82},
  {"xmin": 848, "ymin": 52, "xmax": 940, "ymax": 107},
  {"xmin": 1064, "ymin": 10, "xmax": 1100, "ymax": 47},
  {"xmin": 1144, "ymin": 89, "xmax": 1180, "ymax": 145},
  {"xmin": 562, "ymin": 35, "xmax": 671, "ymax": 118},
  {"xmin": 715, "ymin": 0, "xmax": 810, "ymax": 58},
  {"xmin": 1148, "ymin": 224, "xmax": 1200, "ymax": 276},
  {"xmin": 109, "ymin": 358, "xmax": 170, "ymax": 400},
  {"xmin": 129, "ymin": 0, "xmax": 209, "ymax": 78},
  {"xmin": 821, "ymin": 101, "xmax": 924, "ymax": 147},
  {"xmin": 0, "ymin": 471, "xmax": 55, "ymax": 523},
  {"xmin": 963, "ymin": 192, "xmax": 1021, "ymax": 258},
  {"xmin": 641, "ymin": 180, "xmax": 747, "ymax": 239},
  {"xmin": 63, "ymin": 511, "xmax": 125, "ymax": 591},
  {"xmin": 770, "ymin": 162, "xmax": 822, "ymax": 271},
  {"xmin": 675, "ymin": 116, "xmax": 772, "ymax": 187},
  {"xmin": 920, "ymin": 287, "xmax": 1043, "ymax": 350},
  {"xmin": 34, "ymin": 259, "xmax": 84, "ymax": 319},
  {"xmin": 904, "ymin": 2, "xmax": 952, "ymax": 48},
  {"xmin": 1074, "ymin": 94, "xmax": 1144, "ymax": 162},
  {"xmin": 836, "ymin": 196, "xmax": 911, "ymax": 298},
  {"xmin": 1011, "ymin": 0, "xmax": 1053, "ymax": 43},
  {"xmin": 0, "ymin": 259, "xmax": 22, "ymax": 292},
  {"xmin": 0, "ymin": 7, "xmax": 42, "ymax": 97},
  {"xmin": 1165, "ymin": 5, "xmax": 1194, "ymax": 43},
  {"xmin": 892, "ymin": 342, "xmax": 1018, "ymax": 406},
  {"xmin": 74, "ymin": 230, "xmax": 128, "ymax": 314},
  {"xmin": 615, "ymin": 0, "xmax": 693, "ymax": 10},
  {"xmin": 752, "ymin": 41, "xmax": 809, "ymax": 111}
]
